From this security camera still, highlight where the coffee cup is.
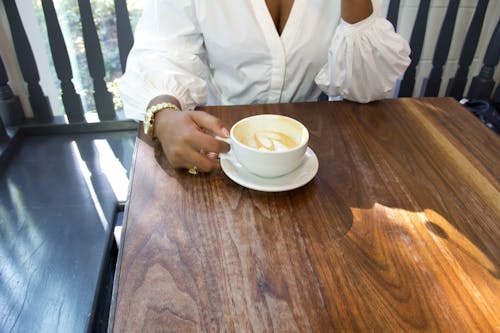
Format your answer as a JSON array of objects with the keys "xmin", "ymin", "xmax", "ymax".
[{"xmin": 217, "ymin": 114, "xmax": 309, "ymax": 178}]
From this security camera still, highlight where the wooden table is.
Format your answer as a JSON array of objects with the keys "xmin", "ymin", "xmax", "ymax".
[{"xmin": 110, "ymin": 98, "xmax": 499, "ymax": 332}]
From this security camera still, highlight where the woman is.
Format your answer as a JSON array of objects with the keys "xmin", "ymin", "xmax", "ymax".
[{"xmin": 119, "ymin": 0, "xmax": 411, "ymax": 173}]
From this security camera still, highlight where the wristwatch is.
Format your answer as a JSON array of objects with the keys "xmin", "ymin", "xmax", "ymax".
[{"xmin": 143, "ymin": 102, "xmax": 180, "ymax": 139}]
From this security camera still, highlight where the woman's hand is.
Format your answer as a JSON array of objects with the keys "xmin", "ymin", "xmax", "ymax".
[{"xmin": 154, "ymin": 108, "xmax": 230, "ymax": 173}]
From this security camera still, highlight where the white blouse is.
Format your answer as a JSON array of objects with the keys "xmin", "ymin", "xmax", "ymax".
[{"xmin": 119, "ymin": 0, "xmax": 410, "ymax": 121}]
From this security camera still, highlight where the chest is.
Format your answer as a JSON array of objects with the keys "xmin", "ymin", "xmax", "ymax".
[
  {"xmin": 196, "ymin": 0, "xmax": 339, "ymax": 64},
  {"xmin": 265, "ymin": 0, "xmax": 295, "ymax": 35}
]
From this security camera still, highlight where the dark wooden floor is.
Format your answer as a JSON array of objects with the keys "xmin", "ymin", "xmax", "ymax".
[{"xmin": 0, "ymin": 128, "xmax": 136, "ymax": 332}]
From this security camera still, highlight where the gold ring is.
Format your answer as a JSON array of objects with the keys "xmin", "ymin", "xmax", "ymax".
[{"xmin": 188, "ymin": 166, "xmax": 198, "ymax": 175}]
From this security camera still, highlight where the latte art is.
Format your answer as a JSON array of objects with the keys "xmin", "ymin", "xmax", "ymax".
[{"xmin": 241, "ymin": 130, "xmax": 298, "ymax": 151}]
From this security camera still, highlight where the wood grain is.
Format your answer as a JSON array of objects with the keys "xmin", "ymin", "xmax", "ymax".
[{"xmin": 111, "ymin": 98, "xmax": 499, "ymax": 332}]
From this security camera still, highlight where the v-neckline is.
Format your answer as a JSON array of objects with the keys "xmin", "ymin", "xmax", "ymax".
[
  {"xmin": 264, "ymin": 0, "xmax": 295, "ymax": 36},
  {"xmin": 258, "ymin": 0, "xmax": 300, "ymax": 41},
  {"xmin": 250, "ymin": 0, "xmax": 304, "ymax": 103}
]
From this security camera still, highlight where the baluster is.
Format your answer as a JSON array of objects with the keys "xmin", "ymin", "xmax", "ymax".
[
  {"xmin": 0, "ymin": 56, "xmax": 11, "ymax": 141},
  {"xmin": 493, "ymin": 84, "xmax": 500, "ymax": 106},
  {"xmin": 422, "ymin": 0, "xmax": 461, "ymax": 97},
  {"xmin": 398, "ymin": 0, "xmax": 431, "ymax": 97},
  {"xmin": 0, "ymin": 117, "xmax": 8, "ymax": 143},
  {"xmin": 2, "ymin": 0, "xmax": 53, "ymax": 122},
  {"xmin": 468, "ymin": 19, "xmax": 500, "ymax": 99},
  {"xmin": 386, "ymin": 0, "xmax": 401, "ymax": 30},
  {"xmin": 77, "ymin": 0, "xmax": 115, "ymax": 120},
  {"xmin": 114, "ymin": 0, "xmax": 134, "ymax": 72},
  {"xmin": 446, "ymin": 0, "xmax": 489, "ymax": 99},
  {"xmin": 41, "ymin": 0, "xmax": 85, "ymax": 123},
  {"xmin": 0, "ymin": 52, "xmax": 24, "ymax": 127}
]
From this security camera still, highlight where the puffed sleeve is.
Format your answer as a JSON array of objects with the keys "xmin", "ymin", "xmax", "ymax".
[
  {"xmin": 117, "ymin": 0, "xmax": 208, "ymax": 120},
  {"xmin": 315, "ymin": 1, "xmax": 411, "ymax": 103}
]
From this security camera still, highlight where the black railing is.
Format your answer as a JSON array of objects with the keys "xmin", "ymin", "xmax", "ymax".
[
  {"xmin": 0, "ymin": 53, "xmax": 24, "ymax": 128},
  {"xmin": 468, "ymin": 19, "xmax": 500, "ymax": 100},
  {"xmin": 398, "ymin": 0, "xmax": 431, "ymax": 97},
  {"xmin": 0, "ymin": 55, "xmax": 10, "ymax": 141},
  {"xmin": 422, "ymin": 0, "xmax": 461, "ymax": 97},
  {"xmin": 386, "ymin": 0, "xmax": 401, "ymax": 30},
  {"xmin": 446, "ymin": 0, "xmax": 490, "ymax": 99},
  {"xmin": 42, "ymin": 0, "xmax": 86, "ymax": 123},
  {"xmin": 114, "ymin": 0, "xmax": 134, "ymax": 73},
  {"xmin": 3, "ymin": 0, "xmax": 53, "ymax": 123},
  {"xmin": 2, "ymin": 0, "xmax": 135, "ymax": 126},
  {"xmin": 1, "ymin": 1, "xmax": 498, "ymax": 128},
  {"xmin": 78, "ymin": 0, "xmax": 118, "ymax": 121}
]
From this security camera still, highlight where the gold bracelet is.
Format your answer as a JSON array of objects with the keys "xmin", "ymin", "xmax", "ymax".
[{"xmin": 144, "ymin": 102, "xmax": 180, "ymax": 139}]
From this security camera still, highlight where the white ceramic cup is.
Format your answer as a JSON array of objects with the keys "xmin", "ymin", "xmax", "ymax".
[{"xmin": 217, "ymin": 114, "xmax": 309, "ymax": 178}]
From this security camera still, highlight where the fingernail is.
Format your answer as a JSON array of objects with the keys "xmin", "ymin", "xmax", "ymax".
[
  {"xmin": 222, "ymin": 127, "xmax": 230, "ymax": 137},
  {"xmin": 207, "ymin": 152, "xmax": 219, "ymax": 159}
]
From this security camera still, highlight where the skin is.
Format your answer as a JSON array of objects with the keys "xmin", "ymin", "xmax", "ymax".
[
  {"xmin": 151, "ymin": 95, "xmax": 229, "ymax": 171},
  {"xmin": 152, "ymin": 0, "xmax": 373, "ymax": 173}
]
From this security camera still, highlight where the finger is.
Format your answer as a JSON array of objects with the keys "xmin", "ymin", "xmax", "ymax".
[
  {"xmin": 206, "ymin": 152, "xmax": 219, "ymax": 159},
  {"xmin": 188, "ymin": 111, "xmax": 230, "ymax": 138},
  {"xmin": 181, "ymin": 149, "xmax": 221, "ymax": 173},
  {"xmin": 187, "ymin": 130, "xmax": 230, "ymax": 154}
]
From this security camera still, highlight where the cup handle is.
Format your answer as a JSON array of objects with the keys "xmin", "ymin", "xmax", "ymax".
[
  {"xmin": 215, "ymin": 136, "xmax": 231, "ymax": 144},
  {"xmin": 214, "ymin": 136, "xmax": 237, "ymax": 163}
]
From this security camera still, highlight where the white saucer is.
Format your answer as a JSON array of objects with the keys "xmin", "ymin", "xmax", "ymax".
[{"xmin": 220, "ymin": 147, "xmax": 319, "ymax": 192}]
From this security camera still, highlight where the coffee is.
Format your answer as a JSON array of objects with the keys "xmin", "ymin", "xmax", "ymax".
[
  {"xmin": 218, "ymin": 114, "xmax": 309, "ymax": 177},
  {"xmin": 240, "ymin": 130, "xmax": 298, "ymax": 152}
]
